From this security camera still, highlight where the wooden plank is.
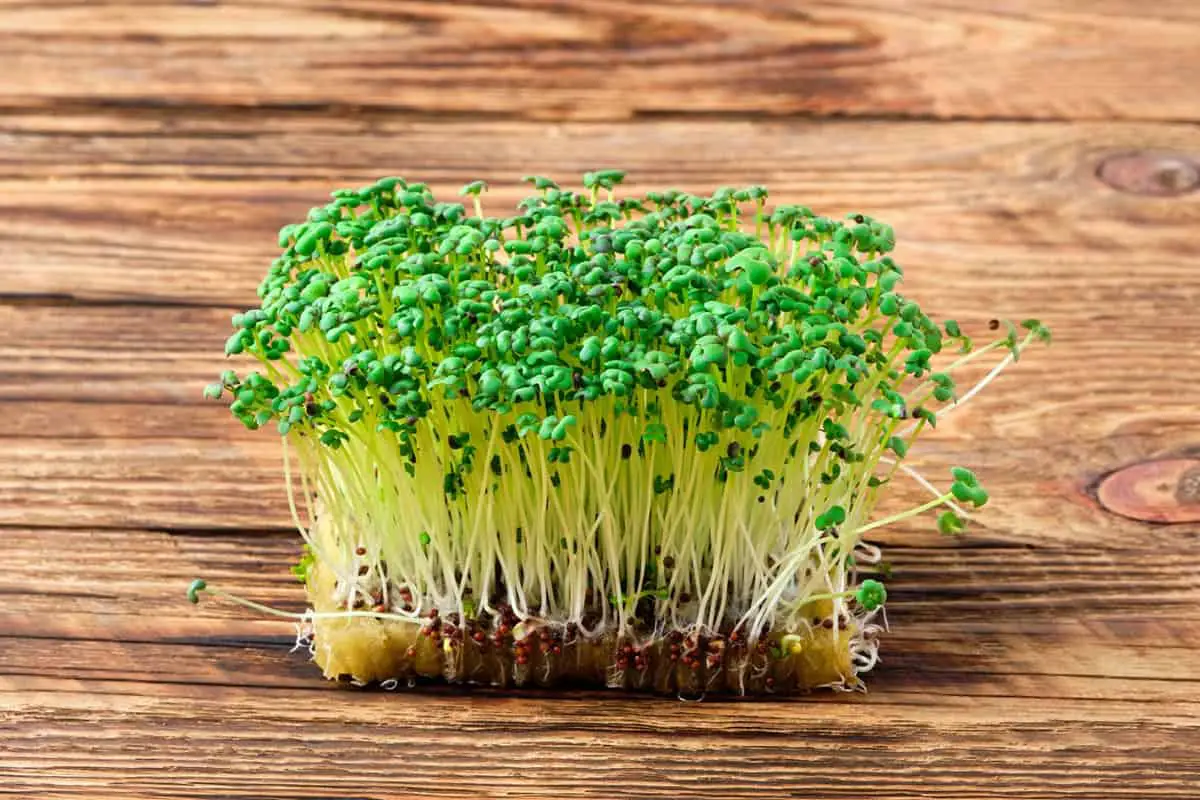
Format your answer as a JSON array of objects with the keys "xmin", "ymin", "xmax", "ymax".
[
  {"xmin": 3, "ymin": 419, "xmax": 1191, "ymax": 545},
  {"xmin": 8, "ymin": 624, "xmax": 1200, "ymax": 706},
  {"xmin": 1, "ymin": 376, "xmax": 1196, "ymax": 544},
  {"xmin": 1, "ymin": 292, "xmax": 1198, "ymax": 538},
  {"xmin": 0, "ymin": 117, "xmax": 1197, "ymax": 308},
  {"xmin": 6, "ymin": 527, "xmax": 1199, "ymax": 711},
  {"xmin": 6, "ymin": 529, "xmax": 1199, "ymax": 625},
  {"xmin": 0, "ymin": 1, "xmax": 1198, "ymax": 122},
  {"xmin": 5, "ymin": 112, "xmax": 1199, "ymax": 184},
  {"xmin": 6, "ymin": 299, "xmax": 1200, "ymax": 439},
  {"xmin": 5, "ymin": 614, "xmax": 1200, "ymax": 703},
  {"xmin": 7, "ymin": 300, "xmax": 1199, "ymax": 427},
  {"xmin": 2, "ymin": 680, "xmax": 1197, "ymax": 799},
  {"xmin": 4, "ymin": 675, "xmax": 1198, "ymax": 729}
]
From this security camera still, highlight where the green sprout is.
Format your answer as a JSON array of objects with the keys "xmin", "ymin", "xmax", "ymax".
[
  {"xmin": 855, "ymin": 579, "xmax": 887, "ymax": 611},
  {"xmin": 203, "ymin": 174, "xmax": 1047, "ymax": 693},
  {"xmin": 186, "ymin": 579, "xmax": 207, "ymax": 604}
]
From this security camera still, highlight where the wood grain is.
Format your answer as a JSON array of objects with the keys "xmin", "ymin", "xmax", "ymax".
[
  {"xmin": 4, "ymin": 2, "xmax": 1200, "ymax": 796},
  {"xmin": 2, "ymin": 287, "xmax": 1198, "ymax": 539},
  {"xmin": 5, "ymin": 300, "xmax": 1199, "ymax": 434},
  {"xmin": 3, "ymin": 526, "xmax": 1198, "ymax": 797},
  {"xmin": 8, "ymin": 529, "xmax": 1200, "ymax": 626},
  {"xmin": 1, "ymin": 1, "xmax": 1199, "ymax": 122},
  {"xmin": 4, "ymin": 400, "xmax": 1198, "ymax": 547},
  {"xmin": 0, "ymin": 116, "xmax": 1197, "ymax": 309},
  {"xmin": 3, "ymin": 681, "xmax": 1195, "ymax": 800}
]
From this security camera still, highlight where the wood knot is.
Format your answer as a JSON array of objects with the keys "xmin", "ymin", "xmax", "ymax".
[
  {"xmin": 1178, "ymin": 465, "xmax": 1200, "ymax": 505},
  {"xmin": 1096, "ymin": 152, "xmax": 1200, "ymax": 197},
  {"xmin": 1096, "ymin": 458, "xmax": 1200, "ymax": 523}
]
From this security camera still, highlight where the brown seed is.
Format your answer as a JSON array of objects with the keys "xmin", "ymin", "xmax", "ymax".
[
  {"xmin": 357, "ymin": 565, "xmax": 368, "ymax": 576},
  {"xmin": 355, "ymin": 546, "xmax": 366, "ymax": 556},
  {"xmin": 373, "ymin": 604, "xmax": 386, "ymax": 613},
  {"xmin": 822, "ymin": 619, "xmax": 834, "ymax": 629}
]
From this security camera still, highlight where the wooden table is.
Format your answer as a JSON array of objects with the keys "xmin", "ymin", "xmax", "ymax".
[{"xmin": 3, "ymin": 3, "xmax": 1199, "ymax": 797}]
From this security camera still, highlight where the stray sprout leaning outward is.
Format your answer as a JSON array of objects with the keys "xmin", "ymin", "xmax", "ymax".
[{"xmin": 197, "ymin": 173, "xmax": 1048, "ymax": 695}]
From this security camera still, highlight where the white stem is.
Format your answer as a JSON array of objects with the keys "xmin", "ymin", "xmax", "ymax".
[
  {"xmin": 206, "ymin": 588, "xmax": 421, "ymax": 623},
  {"xmin": 897, "ymin": 351, "xmax": 1014, "ymax": 437},
  {"xmin": 940, "ymin": 353, "xmax": 1014, "ymax": 418},
  {"xmin": 281, "ymin": 437, "xmax": 309, "ymax": 536}
]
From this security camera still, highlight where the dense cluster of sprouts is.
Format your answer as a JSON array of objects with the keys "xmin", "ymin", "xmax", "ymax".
[{"xmin": 201, "ymin": 172, "xmax": 1047, "ymax": 692}]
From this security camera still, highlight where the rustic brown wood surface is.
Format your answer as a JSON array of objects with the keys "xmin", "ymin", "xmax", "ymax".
[{"xmin": 2, "ymin": 2, "xmax": 1199, "ymax": 798}]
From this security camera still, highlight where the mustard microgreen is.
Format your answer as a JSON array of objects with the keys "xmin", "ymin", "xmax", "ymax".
[{"xmin": 207, "ymin": 174, "xmax": 1047, "ymax": 679}]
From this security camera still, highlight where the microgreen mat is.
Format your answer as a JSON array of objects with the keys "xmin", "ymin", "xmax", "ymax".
[{"xmin": 195, "ymin": 173, "xmax": 1047, "ymax": 692}]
